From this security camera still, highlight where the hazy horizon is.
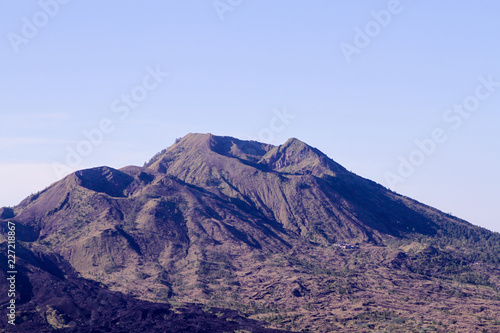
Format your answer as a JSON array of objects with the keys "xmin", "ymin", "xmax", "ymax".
[{"xmin": 1, "ymin": 1, "xmax": 499, "ymax": 232}]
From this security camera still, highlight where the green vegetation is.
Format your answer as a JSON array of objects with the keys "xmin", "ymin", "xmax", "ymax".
[{"xmin": 143, "ymin": 148, "xmax": 167, "ymax": 167}]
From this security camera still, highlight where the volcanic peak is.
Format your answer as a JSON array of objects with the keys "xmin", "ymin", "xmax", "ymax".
[{"xmin": 148, "ymin": 133, "xmax": 343, "ymax": 177}]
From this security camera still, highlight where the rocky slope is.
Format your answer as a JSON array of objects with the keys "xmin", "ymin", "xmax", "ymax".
[{"xmin": 1, "ymin": 133, "xmax": 499, "ymax": 332}]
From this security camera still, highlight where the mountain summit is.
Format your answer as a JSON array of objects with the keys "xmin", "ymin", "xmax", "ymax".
[
  {"xmin": 2, "ymin": 133, "xmax": 500, "ymax": 332},
  {"xmin": 148, "ymin": 133, "xmax": 344, "ymax": 176},
  {"xmin": 144, "ymin": 133, "xmax": 439, "ymax": 242}
]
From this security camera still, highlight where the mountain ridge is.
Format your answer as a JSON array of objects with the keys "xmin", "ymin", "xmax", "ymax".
[{"xmin": 1, "ymin": 133, "xmax": 499, "ymax": 332}]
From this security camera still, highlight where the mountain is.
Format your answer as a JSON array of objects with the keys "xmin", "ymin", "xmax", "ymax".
[{"xmin": 1, "ymin": 133, "xmax": 499, "ymax": 332}]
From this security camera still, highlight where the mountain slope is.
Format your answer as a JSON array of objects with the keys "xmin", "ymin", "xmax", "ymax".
[
  {"xmin": 1, "ymin": 133, "xmax": 499, "ymax": 332},
  {"xmin": 0, "ymin": 242, "xmax": 291, "ymax": 333},
  {"xmin": 147, "ymin": 133, "xmax": 449, "ymax": 241}
]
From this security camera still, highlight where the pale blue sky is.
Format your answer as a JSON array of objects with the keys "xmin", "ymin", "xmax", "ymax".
[{"xmin": 1, "ymin": 1, "xmax": 499, "ymax": 232}]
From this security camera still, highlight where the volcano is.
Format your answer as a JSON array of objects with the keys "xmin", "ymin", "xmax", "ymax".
[{"xmin": 1, "ymin": 133, "xmax": 499, "ymax": 332}]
